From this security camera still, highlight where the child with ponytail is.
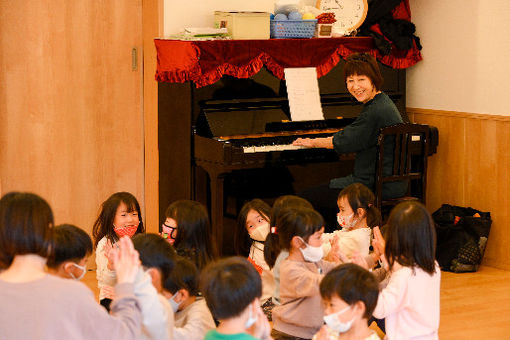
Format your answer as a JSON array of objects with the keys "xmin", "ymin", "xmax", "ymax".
[{"xmin": 322, "ymin": 183, "xmax": 382, "ymax": 262}]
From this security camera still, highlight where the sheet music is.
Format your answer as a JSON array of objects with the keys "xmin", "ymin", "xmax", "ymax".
[{"xmin": 284, "ymin": 67, "xmax": 324, "ymax": 121}]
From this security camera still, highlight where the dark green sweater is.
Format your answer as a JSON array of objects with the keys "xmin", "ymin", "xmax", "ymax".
[{"xmin": 330, "ymin": 92, "xmax": 406, "ymax": 198}]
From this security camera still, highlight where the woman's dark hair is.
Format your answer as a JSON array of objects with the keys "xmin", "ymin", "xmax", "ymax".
[
  {"xmin": 132, "ymin": 233, "xmax": 176, "ymax": 282},
  {"xmin": 164, "ymin": 256, "xmax": 199, "ymax": 297},
  {"xmin": 385, "ymin": 201, "xmax": 437, "ymax": 274},
  {"xmin": 165, "ymin": 200, "xmax": 218, "ymax": 271},
  {"xmin": 235, "ymin": 199, "xmax": 271, "ymax": 256},
  {"xmin": 320, "ymin": 263, "xmax": 379, "ymax": 320},
  {"xmin": 92, "ymin": 192, "xmax": 144, "ymax": 247},
  {"xmin": 264, "ymin": 195, "xmax": 313, "ymax": 268},
  {"xmin": 47, "ymin": 224, "xmax": 93, "ymax": 268},
  {"xmin": 0, "ymin": 192, "xmax": 54, "ymax": 267},
  {"xmin": 200, "ymin": 257, "xmax": 261, "ymax": 320},
  {"xmin": 343, "ymin": 52, "xmax": 383, "ymax": 91},
  {"xmin": 338, "ymin": 183, "xmax": 382, "ymax": 229},
  {"xmin": 277, "ymin": 207, "xmax": 324, "ymax": 251}
]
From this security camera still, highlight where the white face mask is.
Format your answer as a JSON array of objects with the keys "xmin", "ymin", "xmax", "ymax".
[
  {"xmin": 297, "ymin": 237, "xmax": 323, "ymax": 262},
  {"xmin": 249, "ymin": 222, "xmax": 270, "ymax": 242},
  {"xmin": 168, "ymin": 293, "xmax": 182, "ymax": 313},
  {"xmin": 323, "ymin": 305, "xmax": 355, "ymax": 333},
  {"xmin": 244, "ymin": 306, "xmax": 257, "ymax": 329},
  {"xmin": 68, "ymin": 263, "xmax": 86, "ymax": 281},
  {"xmin": 337, "ymin": 212, "xmax": 357, "ymax": 230}
]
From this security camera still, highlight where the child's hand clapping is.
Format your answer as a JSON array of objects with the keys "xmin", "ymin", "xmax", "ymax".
[
  {"xmin": 372, "ymin": 226, "xmax": 388, "ymax": 270},
  {"xmin": 110, "ymin": 236, "xmax": 140, "ymax": 284},
  {"xmin": 248, "ymin": 305, "xmax": 273, "ymax": 340}
]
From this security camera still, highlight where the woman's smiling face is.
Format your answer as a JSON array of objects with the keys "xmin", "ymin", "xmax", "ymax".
[{"xmin": 346, "ymin": 74, "xmax": 377, "ymax": 103}]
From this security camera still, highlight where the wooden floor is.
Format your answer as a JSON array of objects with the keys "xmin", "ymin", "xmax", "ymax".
[{"xmin": 83, "ymin": 266, "xmax": 510, "ymax": 338}]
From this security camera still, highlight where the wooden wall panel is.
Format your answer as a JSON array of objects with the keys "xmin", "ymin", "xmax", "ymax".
[
  {"xmin": 408, "ymin": 108, "xmax": 510, "ymax": 270},
  {"xmin": 0, "ymin": 1, "xmax": 144, "ymax": 237}
]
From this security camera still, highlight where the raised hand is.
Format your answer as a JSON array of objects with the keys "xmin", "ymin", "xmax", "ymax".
[
  {"xmin": 248, "ymin": 303, "xmax": 273, "ymax": 340},
  {"xmin": 372, "ymin": 226, "xmax": 388, "ymax": 270},
  {"xmin": 111, "ymin": 236, "xmax": 140, "ymax": 284}
]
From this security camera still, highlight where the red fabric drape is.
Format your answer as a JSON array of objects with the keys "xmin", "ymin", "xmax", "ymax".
[{"xmin": 155, "ymin": 37, "xmax": 421, "ymax": 87}]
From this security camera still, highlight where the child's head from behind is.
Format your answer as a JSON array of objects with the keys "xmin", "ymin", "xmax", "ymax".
[
  {"xmin": 92, "ymin": 192, "xmax": 144, "ymax": 247},
  {"xmin": 270, "ymin": 195, "xmax": 313, "ymax": 229},
  {"xmin": 200, "ymin": 257, "xmax": 261, "ymax": 321},
  {"xmin": 337, "ymin": 183, "xmax": 381, "ymax": 230},
  {"xmin": 163, "ymin": 256, "xmax": 199, "ymax": 312},
  {"xmin": 132, "ymin": 233, "xmax": 176, "ymax": 293},
  {"xmin": 46, "ymin": 224, "xmax": 93, "ymax": 280},
  {"xmin": 319, "ymin": 263, "xmax": 379, "ymax": 332},
  {"xmin": 235, "ymin": 199, "xmax": 271, "ymax": 255},
  {"xmin": 0, "ymin": 192, "xmax": 54, "ymax": 268},
  {"xmin": 385, "ymin": 201, "xmax": 437, "ymax": 274},
  {"xmin": 277, "ymin": 207, "xmax": 324, "ymax": 262}
]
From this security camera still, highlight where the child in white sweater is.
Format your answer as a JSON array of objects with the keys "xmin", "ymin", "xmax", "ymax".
[
  {"xmin": 162, "ymin": 257, "xmax": 215, "ymax": 340},
  {"xmin": 322, "ymin": 183, "xmax": 381, "ymax": 263}
]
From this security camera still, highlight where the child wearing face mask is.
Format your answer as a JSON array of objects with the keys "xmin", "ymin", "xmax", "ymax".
[
  {"xmin": 313, "ymin": 263, "xmax": 380, "ymax": 340},
  {"xmin": 92, "ymin": 192, "xmax": 145, "ymax": 310},
  {"xmin": 235, "ymin": 199, "xmax": 275, "ymax": 315},
  {"xmin": 47, "ymin": 224, "xmax": 93, "ymax": 281},
  {"xmin": 322, "ymin": 183, "xmax": 381, "ymax": 262},
  {"xmin": 162, "ymin": 257, "xmax": 215, "ymax": 340},
  {"xmin": 201, "ymin": 257, "xmax": 272, "ymax": 340},
  {"xmin": 132, "ymin": 233, "xmax": 177, "ymax": 340},
  {"xmin": 271, "ymin": 207, "xmax": 340, "ymax": 340}
]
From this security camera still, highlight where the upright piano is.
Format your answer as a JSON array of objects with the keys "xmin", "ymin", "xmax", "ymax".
[{"xmin": 156, "ymin": 38, "xmax": 434, "ymax": 254}]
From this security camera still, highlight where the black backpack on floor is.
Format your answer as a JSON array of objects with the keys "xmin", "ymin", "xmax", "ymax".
[{"xmin": 432, "ymin": 204, "xmax": 491, "ymax": 273}]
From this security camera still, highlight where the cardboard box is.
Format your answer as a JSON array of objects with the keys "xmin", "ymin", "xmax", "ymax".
[{"xmin": 214, "ymin": 11, "xmax": 270, "ymax": 40}]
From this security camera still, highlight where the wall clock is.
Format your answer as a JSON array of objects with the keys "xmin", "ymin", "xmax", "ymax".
[{"xmin": 316, "ymin": 0, "xmax": 368, "ymax": 36}]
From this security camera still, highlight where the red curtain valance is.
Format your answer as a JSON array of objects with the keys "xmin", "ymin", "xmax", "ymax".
[{"xmin": 155, "ymin": 37, "xmax": 421, "ymax": 87}]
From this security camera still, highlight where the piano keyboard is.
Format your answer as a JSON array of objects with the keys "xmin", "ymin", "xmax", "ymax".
[{"xmin": 242, "ymin": 144, "xmax": 307, "ymax": 153}]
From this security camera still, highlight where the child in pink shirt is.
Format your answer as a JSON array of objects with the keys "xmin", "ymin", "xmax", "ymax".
[{"xmin": 367, "ymin": 202, "xmax": 440, "ymax": 340}]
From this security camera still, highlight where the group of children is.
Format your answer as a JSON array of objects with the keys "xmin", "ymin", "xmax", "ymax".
[{"xmin": 0, "ymin": 182, "xmax": 440, "ymax": 340}]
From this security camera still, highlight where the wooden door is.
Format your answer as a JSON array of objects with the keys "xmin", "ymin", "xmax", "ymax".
[{"xmin": 0, "ymin": 1, "xmax": 144, "ymax": 236}]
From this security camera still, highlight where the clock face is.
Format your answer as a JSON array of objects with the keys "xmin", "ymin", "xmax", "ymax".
[{"xmin": 316, "ymin": 0, "xmax": 368, "ymax": 35}]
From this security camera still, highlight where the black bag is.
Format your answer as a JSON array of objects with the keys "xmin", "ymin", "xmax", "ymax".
[{"xmin": 432, "ymin": 204, "xmax": 491, "ymax": 273}]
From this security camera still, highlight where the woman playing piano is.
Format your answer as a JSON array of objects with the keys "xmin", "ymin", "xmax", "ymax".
[{"xmin": 293, "ymin": 52, "xmax": 406, "ymax": 231}]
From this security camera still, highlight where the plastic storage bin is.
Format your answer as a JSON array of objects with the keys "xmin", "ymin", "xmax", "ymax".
[{"xmin": 270, "ymin": 19, "xmax": 317, "ymax": 39}]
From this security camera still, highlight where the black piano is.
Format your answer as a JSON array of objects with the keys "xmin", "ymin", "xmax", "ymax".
[{"xmin": 158, "ymin": 60, "xmax": 434, "ymax": 254}]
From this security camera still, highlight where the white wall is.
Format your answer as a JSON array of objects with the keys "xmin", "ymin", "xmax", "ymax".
[{"xmin": 407, "ymin": 0, "xmax": 510, "ymax": 116}]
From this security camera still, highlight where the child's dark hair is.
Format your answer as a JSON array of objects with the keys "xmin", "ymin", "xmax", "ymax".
[
  {"xmin": 385, "ymin": 201, "xmax": 437, "ymax": 274},
  {"xmin": 47, "ymin": 224, "xmax": 93, "ymax": 268},
  {"xmin": 92, "ymin": 192, "xmax": 144, "ymax": 247},
  {"xmin": 235, "ymin": 199, "xmax": 271, "ymax": 256},
  {"xmin": 264, "ymin": 195, "xmax": 313, "ymax": 268},
  {"xmin": 0, "ymin": 192, "xmax": 54, "ymax": 268},
  {"xmin": 164, "ymin": 256, "xmax": 199, "ymax": 297},
  {"xmin": 277, "ymin": 207, "xmax": 324, "ymax": 251},
  {"xmin": 200, "ymin": 257, "xmax": 261, "ymax": 320},
  {"xmin": 320, "ymin": 263, "xmax": 379, "ymax": 320},
  {"xmin": 165, "ymin": 200, "xmax": 218, "ymax": 270},
  {"xmin": 338, "ymin": 183, "xmax": 382, "ymax": 229},
  {"xmin": 132, "ymin": 233, "xmax": 177, "ymax": 281}
]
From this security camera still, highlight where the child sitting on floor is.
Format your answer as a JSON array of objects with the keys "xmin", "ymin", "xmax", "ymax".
[
  {"xmin": 46, "ymin": 224, "xmax": 93, "ymax": 281},
  {"xmin": 322, "ymin": 183, "xmax": 382, "ymax": 262},
  {"xmin": 313, "ymin": 263, "xmax": 380, "ymax": 340},
  {"xmin": 200, "ymin": 257, "xmax": 272, "ymax": 340},
  {"xmin": 162, "ymin": 256, "xmax": 215, "ymax": 340}
]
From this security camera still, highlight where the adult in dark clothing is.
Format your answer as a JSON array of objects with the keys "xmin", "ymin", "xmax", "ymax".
[{"xmin": 293, "ymin": 52, "xmax": 406, "ymax": 231}]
